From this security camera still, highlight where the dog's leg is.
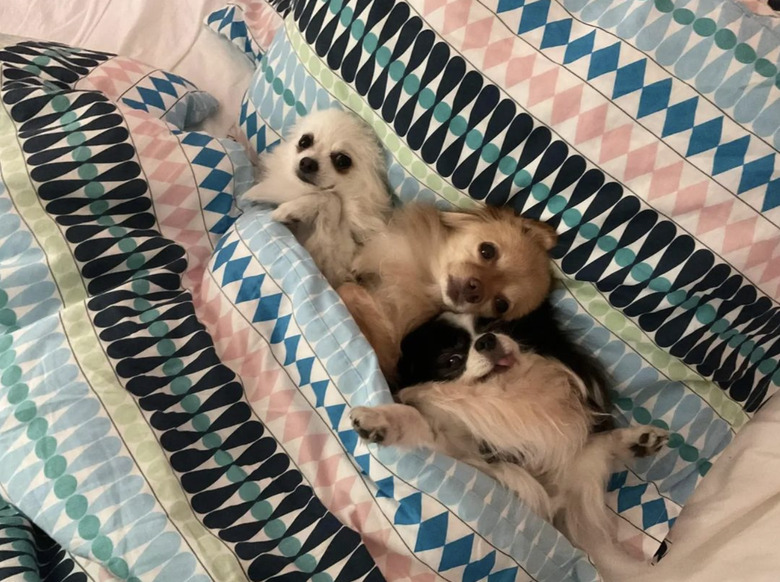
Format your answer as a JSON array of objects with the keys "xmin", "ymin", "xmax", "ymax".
[
  {"xmin": 608, "ymin": 424, "xmax": 670, "ymax": 460},
  {"xmin": 350, "ymin": 405, "xmax": 435, "ymax": 448},
  {"xmin": 271, "ymin": 193, "xmax": 328, "ymax": 225},
  {"xmin": 295, "ymin": 196, "xmax": 355, "ymax": 286},
  {"xmin": 480, "ymin": 462, "xmax": 553, "ymax": 522},
  {"xmin": 337, "ymin": 282, "xmax": 400, "ymax": 380},
  {"xmin": 553, "ymin": 425, "xmax": 669, "ymax": 567}
]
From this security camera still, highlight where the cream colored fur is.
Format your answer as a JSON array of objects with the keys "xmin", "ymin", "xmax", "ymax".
[
  {"xmin": 351, "ymin": 336, "xmax": 669, "ymax": 571},
  {"xmin": 243, "ymin": 108, "xmax": 391, "ymax": 287},
  {"xmin": 338, "ymin": 203, "xmax": 557, "ymax": 380}
]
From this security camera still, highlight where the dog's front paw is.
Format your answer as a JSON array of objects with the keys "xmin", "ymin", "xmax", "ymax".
[
  {"xmin": 350, "ymin": 407, "xmax": 393, "ymax": 445},
  {"xmin": 624, "ymin": 426, "xmax": 669, "ymax": 458},
  {"xmin": 271, "ymin": 205, "xmax": 300, "ymax": 226}
]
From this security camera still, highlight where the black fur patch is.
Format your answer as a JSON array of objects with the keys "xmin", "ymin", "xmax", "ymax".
[{"xmin": 397, "ymin": 299, "xmax": 614, "ymax": 432}]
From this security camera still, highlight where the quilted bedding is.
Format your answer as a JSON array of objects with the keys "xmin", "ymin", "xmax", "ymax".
[{"xmin": 0, "ymin": 0, "xmax": 778, "ymax": 581}]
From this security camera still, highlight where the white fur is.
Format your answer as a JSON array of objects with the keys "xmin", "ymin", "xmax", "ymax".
[
  {"xmin": 351, "ymin": 334, "xmax": 669, "ymax": 572},
  {"xmin": 242, "ymin": 109, "xmax": 391, "ymax": 286}
]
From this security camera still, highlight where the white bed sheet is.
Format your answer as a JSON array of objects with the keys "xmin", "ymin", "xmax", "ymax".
[
  {"xmin": 1, "ymin": 2, "xmax": 780, "ymax": 581},
  {"xmin": 0, "ymin": 0, "xmax": 255, "ymax": 137}
]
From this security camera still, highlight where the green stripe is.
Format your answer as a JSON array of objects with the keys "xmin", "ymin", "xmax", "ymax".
[
  {"xmin": 557, "ymin": 269, "xmax": 749, "ymax": 431},
  {"xmin": 60, "ymin": 301, "xmax": 247, "ymax": 582}
]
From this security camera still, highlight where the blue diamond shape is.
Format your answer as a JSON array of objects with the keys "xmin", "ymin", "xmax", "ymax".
[
  {"xmin": 415, "ymin": 512, "xmax": 449, "ymax": 552},
  {"xmin": 394, "ymin": 492, "xmax": 422, "ymax": 525},
  {"xmin": 163, "ymin": 71, "xmax": 188, "ymax": 87},
  {"xmin": 207, "ymin": 7, "xmax": 227, "ymax": 24},
  {"xmin": 210, "ymin": 215, "xmax": 237, "ymax": 236},
  {"xmin": 617, "ymin": 483, "xmax": 648, "ymax": 512},
  {"xmin": 253, "ymin": 293, "xmax": 282, "ymax": 322},
  {"xmin": 283, "ymin": 336, "xmax": 299, "ymax": 365},
  {"xmin": 587, "ymin": 42, "xmax": 620, "ymax": 80},
  {"xmin": 121, "ymin": 98, "xmax": 149, "ymax": 113},
  {"xmin": 311, "ymin": 380, "xmax": 328, "ymax": 407},
  {"xmin": 488, "ymin": 568, "xmax": 519, "ymax": 582},
  {"xmin": 235, "ymin": 274, "xmax": 264, "ymax": 303},
  {"xmin": 540, "ymin": 18, "xmax": 572, "ymax": 48},
  {"xmin": 339, "ymin": 429, "xmax": 357, "ymax": 453},
  {"xmin": 214, "ymin": 233, "xmax": 228, "ymax": 252},
  {"xmin": 612, "ymin": 59, "xmax": 646, "ymax": 99},
  {"xmin": 662, "ymin": 98, "xmax": 698, "ymax": 137},
  {"xmin": 375, "ymin": 476, "xmax": 394, "ymax": 499},
  {"xmin": 687, "ymin": 117, "xmax": 723, "ymax": 156},
  {"xmin": 642, "ymin": 498, "xmax": 669, "ymax": 528},
  {"xmin": 563, "ymin": 30, "xmax": 595, "ymax": 64},
  {"xmin": 151, "ymin": 76, "xmax": 176, "ymax": 96},
  {"xmin": 763, "ymin": 178, "xmax": 780, "ymax": 212},
  {"xmin": 213, "ymin": 240, "xmax": 238, "ymax": 269},
  {"xmin": 201, "ymin": 169, "xmax": 231, "ymax": 191},
  {"xmin": 497, "ymin": 0, "xmax": 525, "ymax": 11},
  {"xmin": 205, "ymin": 192, "xmax": 234, "ymax": 214},
  {"xmin": 193, "ymin": 147, "xmax": 225, "ymax": 168},
  {"xmin": 464, "ymin": 550, "xmax": 496, "ymax": 582},
  {"xmin": 738, "ymin": 154, "xmax": 774, "ymax": 194},
  {"xmin": 638, "ymin": 79, "xmax": 672, "ymax": 118},
  {"xmin": 270, "ymin": 314, "xmax": 291, "ymax": 343},
  {"xmin": 230, "ymin": 21, "xmax": 248, "ymax": 40},
  {"xmin": 354, "ymin": 453, "xmax": 370, "ymax": 474},
  {"xmin": 518, "ymin": 0, "xmax": 550, "ymax": 33},
  {"xmin": 296, "ymin": 357, "xmax": 314, "ymax": 385},
  {"xmin": 221, "ymin": 256, "xmax": 250, "ymax": 286},
  {"xmin": 713, "ymin": 136, "xmax": 750, "ymax": 175},
  {"xmin": 607, "ymin": 471, "xmax": 628, "ymax": 492},
  {"xmin": 326, "ymin": 403, "xmax": 345, "ymax": 428},
  {"xmin": 136, "ymin": 86, "xmax": 166, "ymax": 110},
  {"xmin": 439, "ymin": 534, "xmax": 474, "ymax": 571},
  {"xmin": 182, "ymin": 132, "xmax": 212, "ymax": 147}
]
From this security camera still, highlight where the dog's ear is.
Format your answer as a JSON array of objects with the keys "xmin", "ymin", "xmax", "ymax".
[
  {"xmin": 520, "ymin": 219, "xmax": 557, "ymax": 251},
  {"xmin": 439, "ymin": 210, "xmax": 480, "ymax": 230}
]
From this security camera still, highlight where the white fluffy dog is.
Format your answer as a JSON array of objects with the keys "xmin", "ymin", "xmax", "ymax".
[{"xmin": 243, "ymin": 109, "xmax": 392, "ymax": 286}]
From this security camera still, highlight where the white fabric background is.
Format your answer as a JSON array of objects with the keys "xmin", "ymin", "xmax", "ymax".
[
  {"xmin": 1, "ymin": 2, "xmax": 779, "ymax": 581},
  {"xmin": 0, "ymin": 0, "xmax": 254, "ymax": 136}
]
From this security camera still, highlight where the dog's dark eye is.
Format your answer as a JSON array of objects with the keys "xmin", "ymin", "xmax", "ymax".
[
  {"xmin": 298, "ymin": 134, "xmax": 313, "ymax": 150},
  {"xmin": 331, "ymin": 152, "xmax": 352, "ymax": 172},
  {"xmin": 495, "ymin": 297, "xmax": 509, "ymax": 315},
  {"xmin": 444, "ymin": 354, "xmax": 464, "ymax": 369},
  {"xmin": 479, "ymin": 242, "xmax": 497, "ymax": 260}
]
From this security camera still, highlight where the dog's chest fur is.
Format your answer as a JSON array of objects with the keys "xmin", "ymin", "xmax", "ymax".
[{"xmin": 400, "ymin": 353, "xmax": 590, "ymax": 476}]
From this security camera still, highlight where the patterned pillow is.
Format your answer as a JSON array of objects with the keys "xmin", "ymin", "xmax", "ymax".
[
  {"xmin": 205, "ymin": 0, "xmax": 779, "ymax": 577},
  {"xmin": 0, "ymin": 33, "xmax": 219, "ymax": 129}
]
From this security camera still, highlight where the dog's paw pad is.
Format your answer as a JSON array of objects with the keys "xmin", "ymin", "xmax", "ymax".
[
  {"xmin": 350, "ymin": 407, "xmax": 389, "ymax": 444},
  {"xmin": 629, "ymin": 427, "xmax": 669, "ymax": 458}
]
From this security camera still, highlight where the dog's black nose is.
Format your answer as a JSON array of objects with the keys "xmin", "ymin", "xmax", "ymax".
[
  {"xmin": 299, "ymin": 157, "xmax": 318, "ymax": 174},
  {"xmin": 475, "ymin": 333, "xmax": 496, "ymax": 353},
  {"xmin": 463, "ymin": 278, "xmax": 483, "ymax": 303}
]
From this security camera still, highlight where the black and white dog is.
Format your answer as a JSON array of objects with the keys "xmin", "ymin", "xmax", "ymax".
[
  {"xmin": 396, "ymin": 298, "xmax": 614, "ymax": 432},
  {"xmin": 351, "ymin": 299, "xmax": 668, "ymax": 566}
]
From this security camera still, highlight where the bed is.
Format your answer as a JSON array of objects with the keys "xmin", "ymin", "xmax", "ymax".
[{"xmin": 0, "ymin": 1, "xmax": 778, "ymax": 581}]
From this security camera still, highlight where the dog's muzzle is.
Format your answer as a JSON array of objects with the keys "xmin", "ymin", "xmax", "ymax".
[
  {"xmin": 446, "ymin": 277, "xmax": 483, "ymax": 305},
  {"xmin": 296, "ymin": 156, "xmax": 318, "ymax": 185},
  {"xmin": 475, "ymin": 332, "xmax": 515, "ymax": 370}
]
